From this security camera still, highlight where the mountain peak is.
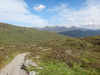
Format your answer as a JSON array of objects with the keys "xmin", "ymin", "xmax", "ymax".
[
  {"xmin": 70, "ymin": 26, "xmax": 77, "ymax": 28},
  {"xmin": 34, "ymin": 26, "xmax": 86, "ymax": 32}
]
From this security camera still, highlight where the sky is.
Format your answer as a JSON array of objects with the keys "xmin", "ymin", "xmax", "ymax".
[{"xmin": 0, "ymin": 0, "xmax": 100, "ymax": 29}]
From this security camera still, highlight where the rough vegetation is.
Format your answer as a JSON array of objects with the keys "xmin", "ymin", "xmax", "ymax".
[
  {"xmin": 0, "ymin": 23, "xmax": 66, "ymax": 45},
  {"xmin": 25, "ymin": 36, "xmax": 100, "ymax": 75},
  {"xmin": 0, "ymin": 23, "xmax": 66, "ymax": 68},
  {"xmin": 0, "ymin": 23, "xmax": 100, "ymax": 75}
]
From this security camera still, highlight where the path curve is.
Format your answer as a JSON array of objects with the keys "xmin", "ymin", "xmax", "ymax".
[{"xmin": 0, "ymin": 53, "xmax": 28, "ymax": 75}]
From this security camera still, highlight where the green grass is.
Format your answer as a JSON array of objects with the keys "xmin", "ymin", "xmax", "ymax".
[
  {"xmin": 0, "ymin": 23, "xmax": 66, "ymax": 45},
  {"xmin": 38, "ymin": 62, "xmax": 74, "ymax": 75},
  {"xmin": 39, "ymin": 37, "xmax": 94, "ymax": 50},
  {"xmin": 0, "ymin": 23, "xmax": 100, "ymax": 74},
  {"xmin": 25, "ymin": 35, "xmax": 100, "ymax": 75},
  {"xmin": 0, "ymin": 43, "xmax": 28, "ymax": 68},
  {"xmin": 0, "ymin": 22, "xmax": 67, "ymax": 68},
  {"xmin": 26, "ymin": 51, "xmax": 99, "ymax": 75},
  {"xmin": 38, "ymin": 62, "xmax": 99, "ymax": 75}
]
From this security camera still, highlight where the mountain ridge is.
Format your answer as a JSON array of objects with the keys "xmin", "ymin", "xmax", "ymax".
[
  {"xmin": 34, "ymin": 26, "xmax": 89, "ymax": 32},
  {"xmin": 34, "ymin": 26, "xmax": 100, "ymax": 37}
]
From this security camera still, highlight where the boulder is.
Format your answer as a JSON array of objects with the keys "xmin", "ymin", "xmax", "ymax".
[
  {"xmin": 29, "ymin": 71, "xmax": 38, "ymax": 75},
  {"xmin": 24, "ymin": 60, "xmax": 38, "ymax": 68}
]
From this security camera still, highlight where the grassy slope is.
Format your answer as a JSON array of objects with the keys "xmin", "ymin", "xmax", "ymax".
[
  {"xmin": 0, "ymin": 23, "xmax": 67, "ymax": 45},
  {"xmin": 26, "ymin": 35, "xmax": 100, "ymax": 75},
  {"xmin": 0, "ymin": 23, "xmax": 66, "ymax": 68},
  {"xmin": 79, "ymin": 35, "xmax": 100, "ymax": 52}
]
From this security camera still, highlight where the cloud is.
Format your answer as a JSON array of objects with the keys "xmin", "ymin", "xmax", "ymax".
[
  {"xmin": 49, "ymin": 0, "xmax": 100, "ymax": 29},
  {"xmin": 81, "ymin": 22, "xmax": 100, "ymax": 29},
  {"xmin": 82, "ymin": 22, "xmax": 98, "ymax": 26},
  {"xmin": 0, "ymin": 0, "xmax": 48, "ymax": 27},
  {"xmin": 34, "ymin": 4, "xmax": 46, "ymax": 11}
]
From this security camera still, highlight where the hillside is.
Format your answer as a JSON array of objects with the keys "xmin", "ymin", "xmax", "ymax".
[
  {"xmin": 0, "ymin": 23, "xmax": 67, "ymax": 69},
  {"xmin": 0, "ymin": 23, "xmax": 66, "ymax": 45},
  {"xmin": 26, "ymin": 35, "xmax": 100, "ymax": 75},
  {"xmin": 24, "ymin": 35, "xmax": 100, "ymax": 75},
  {"xmin": 59, "ymin": 30, "xmax": 100, "ymax": 37},
  {"xmin": 79, "ymin": 35, "xmax": 100, "ymax": 52}
]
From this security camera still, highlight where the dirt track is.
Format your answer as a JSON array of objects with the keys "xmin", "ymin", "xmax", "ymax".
[{"xmin": 0, "ymin": 53, "xmax": 28, "ymax": 75}]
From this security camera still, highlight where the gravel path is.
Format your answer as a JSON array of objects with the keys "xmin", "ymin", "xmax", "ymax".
[{"xmin": 0, "ymin": 53, "xmax": 28, "ymax": 75}]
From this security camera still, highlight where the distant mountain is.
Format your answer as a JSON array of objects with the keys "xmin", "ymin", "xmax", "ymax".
[
  {"xmin": 34, "ymin": 26, "xmax": 88, "ymax": 32},
  {"xmin": 59, "ymin": 30, "xmax": 100, "ymax": 37},
  {"xmin": 34, "ymin": 26, "xmax": 100, "ymax": 37},
  {"xmin": 35, "ymin": 26, "xmax": 67, "ymax": 32}
]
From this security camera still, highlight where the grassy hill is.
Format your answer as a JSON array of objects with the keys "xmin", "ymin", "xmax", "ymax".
[
  {"xmin": 0, "ymin": 23, "xmax": 66, "ymax": 68},
  {"xmin": 0, "ymin": 23, "xmax": 66, "ymax": 45}
]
